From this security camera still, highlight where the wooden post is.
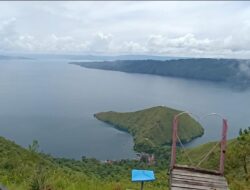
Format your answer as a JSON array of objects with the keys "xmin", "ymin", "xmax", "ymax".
[
  {"xmin": 219, "ymin": 119, "xmax": 228, "ymax": 175},
  {"xmin": 170, "ymin": 116, "xmax": 178, "ymax": 170},
  {"xmin": 140, "ymin": 181, "xmax": 144, "ymax": 190}
]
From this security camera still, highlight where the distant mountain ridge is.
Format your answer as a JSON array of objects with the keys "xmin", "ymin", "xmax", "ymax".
[
  {"xmin": 70, "ymin": 58, "xmax": 250, "ymax": 86},
  {"xmin": 0, "ymin": 55, "xmax": 31, "ymax": 60},
  {"xmin": 18, "ymin": 54, "xmax": 181, "ymax": 61},
  {"xmin": 66, "ymin": 54, "xmax": 181, "ymax": 61},
  {"xmin": 0, "ymin": 53, "xmax": 185, "ymax": 61}
]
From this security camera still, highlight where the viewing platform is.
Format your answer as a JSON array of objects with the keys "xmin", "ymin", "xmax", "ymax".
[
  {"xmin": 169, "ymin": 112, "xmax": 229, "ymax": 190},
  {"xmin": 170, "ymin": 165, "xmax": 229, "ymax": 190}
]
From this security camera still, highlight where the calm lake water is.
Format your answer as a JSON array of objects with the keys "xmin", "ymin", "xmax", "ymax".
[{"xmin": 0, "ymin": 59, "xmax": 250, "ymax": 160}]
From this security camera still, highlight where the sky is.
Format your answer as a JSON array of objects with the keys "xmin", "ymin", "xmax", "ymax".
[{"xmin": 0, "ymin": 1, "xmax": 250, "ymax": 58}]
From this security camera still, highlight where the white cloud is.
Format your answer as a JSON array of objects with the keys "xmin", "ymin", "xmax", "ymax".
[
  {"xmin": 0, "ymin": 1, "xmax": 250, "ymax": 58},
  {"xmin": 0, "ymin": 17, "xmax": 18, "ymax": 49},
  {"xmin": 120, "ymin": 41, "xmax": 146, "ymax": 53},
  {"xmin": 87, "ymin": 32, "xmax": 113, "ymax": 53},
  {"xmin": 147, "ymin": 34, "xmax": 214, "ymax": 54}
]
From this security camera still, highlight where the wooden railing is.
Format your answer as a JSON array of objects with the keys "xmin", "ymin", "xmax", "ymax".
[{"xmin": 170, "ymin": 112, "xmax": 228, "ymax": 175}]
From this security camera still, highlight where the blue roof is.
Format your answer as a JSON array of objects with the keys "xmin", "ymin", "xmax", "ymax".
[{"xmin": 131, "ymin": 169, "xmax": 155, "ymax": 182}]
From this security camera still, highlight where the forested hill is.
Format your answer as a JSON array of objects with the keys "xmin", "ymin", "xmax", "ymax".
[
  {"xmin": 70, "ymin": 58, "xmax": 250, "ymax": 85},
  {"xmin": 95, "ymin": 106, "xmax": 204, "ymax": 152}
]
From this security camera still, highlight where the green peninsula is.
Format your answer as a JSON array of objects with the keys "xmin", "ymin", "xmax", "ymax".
[{"xmin": 94, "ymin": 106, "xmax": 204, "ymax": 151}]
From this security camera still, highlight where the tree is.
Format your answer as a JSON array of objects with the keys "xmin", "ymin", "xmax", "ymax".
[
  {"xmin": 228, "ymin": 127, "xmax": 250, "ymax": 181},
  {"xmin": 237, "ymin": 127, "xmax": 250, "ymax": 179},
  {"xmin": 29, "ymin": 140, "xmax": 40, "ymax": 153}
]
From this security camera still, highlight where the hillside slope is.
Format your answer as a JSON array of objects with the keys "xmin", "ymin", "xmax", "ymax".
[
  {"xmin": 95, "ymin": 106, "xmax": 204, "ymax": 151},
  {"xmin": 0, "ymin": 136, "xmax": 167, "ymax": 190},
  {"xmin": 0, "ymin": 127, "xmax": 249, "ymax": 190}
]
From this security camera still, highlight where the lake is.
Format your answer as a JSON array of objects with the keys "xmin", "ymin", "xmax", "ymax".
[{"xmin": 0, "ymin": 58, "xmax": 250, "ymax": 160}]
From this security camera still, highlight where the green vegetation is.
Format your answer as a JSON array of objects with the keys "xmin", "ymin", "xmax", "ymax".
[
  {"xmin": 0, "ymin": 126, "xmax": 249, "ymax": 190},
  {"xmin": 226, "ymin": 127, "xmax": 250, "ymax": 188},
  {"xmin": 95, "ymin": 106, "xmax": 204, "ymax": 152},
  {"xmin": 0, "ymin": 136, "xmax": 168, "ymax": 190}
]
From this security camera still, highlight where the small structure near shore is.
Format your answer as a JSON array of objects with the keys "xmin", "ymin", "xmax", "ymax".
[{"xmin": 138, "ymin": 153, "xmax": 155, "ymax": 165}]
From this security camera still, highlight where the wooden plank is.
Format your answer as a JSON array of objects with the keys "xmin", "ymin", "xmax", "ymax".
[
  {"xmin": 172, "ymin": 187, "xmax": 194, "ymax": 190},
  {"xmin": 170, "ymin": 167, "xmax": 229, "ymax": 190},
  {"xmin": 172, "ymin": 172, "xmax": 227, "ymax": 183},
  {"xmin": 172, "ymin": 173, "xmax": 225, "ymax": 182},
  {"xmin": 171, "ymin": 173, "xmax": 227, "ymax": 187},
  {"xmin": 172, "ymin": 175, "xmax": 228, "ymax": 185},
  {"xmin": 172, "ymin": 169, "xmax": 225, "ymax": 180},
  {"xmin": 171, "ymin": 187, "xmax": 227, "ymax": 190},
  {"xmin": 171, "ymin": 184, "xmax": 227, "ymax": 190},
  {"xmin": 174, "ymin": 164, "xmax": 221, "ymax": 175},
  {"xmin": 171, "ymin": 186, "xmax": 227, "ymax": 190},
  {"xmin": 172, "ymin": 178, "xmax": 228, "ymax": 189},
  {"xmin": 171, "ymin": 187, "xmax": 188, "ymax": 190},
  {"xmin": 171, "ymin": 182, "xmax": 228, "ymax": 190},
  {"xmin": 173, "ymin": 168, "xmax": 222, "ymax": 177}
]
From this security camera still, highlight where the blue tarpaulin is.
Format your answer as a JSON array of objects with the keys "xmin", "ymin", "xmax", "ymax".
[{"xmin": 131, "ymin": 169, "xmax": 155, "ymax": 182}]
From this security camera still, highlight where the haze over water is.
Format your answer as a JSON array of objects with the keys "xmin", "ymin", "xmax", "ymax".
[{"xmin": 0, "ymin": 58, "xmax": 250, "ymax": 160}]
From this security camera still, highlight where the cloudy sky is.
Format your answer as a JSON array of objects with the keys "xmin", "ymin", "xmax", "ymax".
[{"xmin": 0, "ymin": 1, "xmax": 250, "ymax": 58}]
